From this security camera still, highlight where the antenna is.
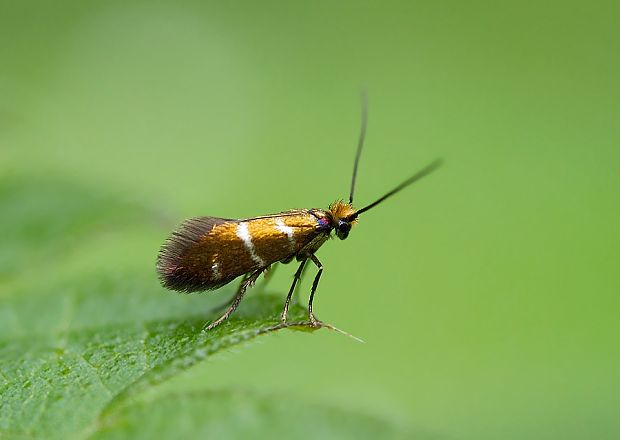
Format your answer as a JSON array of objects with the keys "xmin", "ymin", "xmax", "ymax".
[
  {"xmin": 348, "ymin": 91, "xmax": 368, "ymax": 204},
  {"xmin": 352, "ymin": 159, "xmax": 443, "ymax": 218}
]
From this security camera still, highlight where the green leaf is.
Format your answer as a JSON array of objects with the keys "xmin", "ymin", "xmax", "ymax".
[
  {"xmin": 90, "ymin": 390, "xmax": 415, "ymax": 440},
  {"xmin": 1, "ymin": 296, "xmax": 309, "ymax": 439},
  {"xmin": 0, "ymin": 176, "xmax": 418, "ymax": 439}
]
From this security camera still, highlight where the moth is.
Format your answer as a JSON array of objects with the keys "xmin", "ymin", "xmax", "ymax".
[{"xmin": 156, "ymin": 96, "xmax": 441, "ymax": 330}]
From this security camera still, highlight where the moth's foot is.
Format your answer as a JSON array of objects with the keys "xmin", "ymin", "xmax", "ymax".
[{"xmin": 308, "ymin": 313, "xmax": 322, "ymax": 328}]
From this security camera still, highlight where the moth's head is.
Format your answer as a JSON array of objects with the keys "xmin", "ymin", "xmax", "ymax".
[{"xmin": 328, "ymin": 200, "xmax": 358, "ymax": 240}]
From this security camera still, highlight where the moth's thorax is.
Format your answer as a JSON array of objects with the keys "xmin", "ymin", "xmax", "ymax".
[{"xmin": 308, "ymin": 208, "xmax": 332, "ymax": 230}]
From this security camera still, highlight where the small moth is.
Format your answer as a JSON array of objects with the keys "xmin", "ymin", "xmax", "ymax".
[{"xmin": 156, "ymin": 96, "xmax": 441, "ymax": 330}]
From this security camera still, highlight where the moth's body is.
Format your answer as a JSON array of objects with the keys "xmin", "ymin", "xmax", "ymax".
[
  {"xmin": 157, "ymin": 202, "xmax": 354, "ymax": 293},
  {"xmin": 156, "ymin": 94, "xmax": 441, "ymax": 330}
]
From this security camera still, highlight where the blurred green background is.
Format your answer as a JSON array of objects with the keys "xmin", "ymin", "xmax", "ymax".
[{"xmin": 1, "ymin": 1, "xmax": 619, "ymax": 439}]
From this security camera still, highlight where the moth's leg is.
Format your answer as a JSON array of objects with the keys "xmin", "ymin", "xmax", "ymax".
[
  {"xmin": 210, "ymin": 289, "xmax": 241, "ymax": 313},
  {"xmin": 210, "ymin": 292, "xmax": 237, "ymax": 313},
  {"xmin": 204, "ymin": 268, "xmax": 263, "ymax": 331},
  {"xmin": 308, "ymin": 254, "xmax": 323, "ymax": 327},
  {"xmin": 211, "ymin": 264, "xmax": 277, "ymax": 313},
  {"xmin": 292, "ymin": 260, "xmax": 309, "ymax": 305},
  {"xmin": 281, "ymin": 259, "xmax": 307, "ymax": 323},
  {"xmin": 259, "ymin": 263, "xmax": 278, "ymax": 289}
]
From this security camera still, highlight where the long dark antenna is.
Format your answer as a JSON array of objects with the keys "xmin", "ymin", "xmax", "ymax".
[
  {"xmin": 352, "ymin": 159, "xmax": 443, "ymax": 218},
  {"xmin": 349, "ymin": 91, "xmax": 368, "ymax": 204}
]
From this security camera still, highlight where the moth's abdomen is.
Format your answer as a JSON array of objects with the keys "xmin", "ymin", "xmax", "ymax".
[{"xmin": 156, "ymin": 213, "xmax": 321, "ymax": 293}]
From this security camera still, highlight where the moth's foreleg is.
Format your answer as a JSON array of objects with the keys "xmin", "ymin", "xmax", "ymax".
[{"xmin": 308, "ymin": 254, "xmax": 323, "ymax": 327}]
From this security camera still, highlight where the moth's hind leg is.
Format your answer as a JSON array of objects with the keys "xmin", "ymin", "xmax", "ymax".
[
  {"xmin": 204, "ymin": 268, "xmax": 264, "ymax": 331},
  {"xmin": 259, "ymin": 263, "xmax": 278, "ymax": 288},
  {"xmin": 210, "ymin": 264, "xmax": 276, "ymax": 313}
]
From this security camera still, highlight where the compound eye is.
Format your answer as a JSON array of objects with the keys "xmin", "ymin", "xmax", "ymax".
[{"xmin": 336, "ymin": 220, "xmax": 351, "ymax": 240}]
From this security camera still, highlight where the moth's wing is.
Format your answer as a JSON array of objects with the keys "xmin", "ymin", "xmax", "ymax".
[
  {"xmin": 239, "ymin": 209, "xmax": 313, "ymax": 221},
  {"xmin": 157, "ymin": 216, "xmax": 241, "ymax": 292},
  {"xmin": 243, "ymin": 211, "xmax": 325, "ymax": 264},
  {"xmin": 156, "ymin": 212, "xmax": 325, "ymax": 293}
]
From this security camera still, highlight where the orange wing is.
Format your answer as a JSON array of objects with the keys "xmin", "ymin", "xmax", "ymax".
[{"xmin": 156, "ymin": 211, "xmax": 326, "ymax": 292}]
